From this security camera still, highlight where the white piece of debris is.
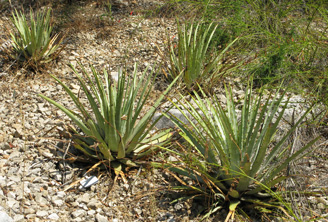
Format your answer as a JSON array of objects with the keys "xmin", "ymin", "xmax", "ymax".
[{"xmin": 79, "ymin": 176, "xmax": 98, "ymax": 189}]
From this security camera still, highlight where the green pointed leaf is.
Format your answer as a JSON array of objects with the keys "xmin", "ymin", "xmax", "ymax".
[
  {"xmin": 229, "ymin": 190, "xmax": 240, "ymax": 199},
  {"xmin": 229, "ymin": 200, "xmax": 240, "ymax": 211}
]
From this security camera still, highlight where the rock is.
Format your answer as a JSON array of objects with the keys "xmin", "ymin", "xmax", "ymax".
[
  {"xmin": 95, "ymin": 213, "xmax": 108, "ymax": 222},
  {"xmin": 8, "ymin": 151, "xmax": 20, "ymax": 160},
  {"xmin": 87, "ymin": 199, "xmax": 102, "ymax": 210},
  {"xmin": 1, "ymin": 142, "xmax": 11, "ymax": 150},
  {"xmin": 24, "ymin": 207, "xmax": 36, "ymax": 214},
  {"xmin": 77, "ymin": 193, "xmax": 90, "ymax": 204},
  {"xmin": 317, "ymin": 203, "xmax": 325, "ymax": 210},
  {"xmin": 152, "ymin": 109, "xmax": 192, "ymax": 130},
  {"xmin": 70, "ymin": 83, "xmax": 80, "ymax": 94},
  {"xmin": 35, "ymin": 193, "xmax": 48, "ymax": 206},
  {"xmin": 49, "ymin": 169, "xmax": 62, "ymax": 181},
  {"xmin": 7, "ymin": 199, "xmax": 18, "ymax": 208},
  {"xmin": 167, "ymin": 156, "xmax": 178, "ymax": 162},
  {"xmin": 308, "ymin": 196, "xmax": 317, "ymax": 204},
  {"xmin": 174, "ymin": 202, "xmax": 183, "ymax": 211},
  {"xmin": 71, "ymin": 209, "xmax": 86, "ymax": 218},
  {"xmin": 51, "ymin": 196, "xmax": 64, "ymax": 207},
  {"xmin": 134, "ymin": 208, "xmax": 142, "ymax": 215},
  {"xmin": 71, "ymin": 61, "xmax": 77, "ymax": 67},
  {"xmin": 12, "ymin": 124, "xmax": 24, "ymax": 138},
  {"xmin": 36, "ymin": 210, "xmax": 48, "ymax": 217},
  {"xmin": 87, "ymin": 210, "xmax": 96, "ymax": 216},
  {"xmin": 0, "ymin": 211, "xmax": 13, "ymax": 222},
  {"xmin": 56, "ymin": 191, "xmax": 66, "ymax": 198},
  {"xmin": 0, "ymin": 176, "xmax": 6, "ymax": 186},
  {"xmin": 42, "ymin": 151, "xmax": 53, "ymax": 158},
  {"xmin": 217, "ymin": 94, "xmax": 227, "ymax": 104},
  {"xmin": 13, "ymin": 214, "xmax": 24, "ymax": 221},
  {"xmin": 122, "ymin": 183, "xmax": 129, "ymax": 191},
  {"xmin": 110, "ymin": 72, "xmax": 119, "ymax": 82},
  {"xmin": 7, "ymin": 191, "xmax": 16, "ymax": 199},
  {"xmin": 26, "ymin": 214, "xmax": 36, "ymax": 220},
  {"xmin": 48, "ymin": 213, "xmax": 60, "ymax": 220}
]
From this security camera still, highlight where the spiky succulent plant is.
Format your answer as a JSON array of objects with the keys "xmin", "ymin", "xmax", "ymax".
[
  {"xmin": 40, "ymin": 63, "xmax": 177, "ymax": 175},
  {"xmin": 163, "ymin": 84, "xmax": 319, "ymax": 220}
]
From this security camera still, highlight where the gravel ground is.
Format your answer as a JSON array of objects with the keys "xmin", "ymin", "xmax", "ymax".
[{"xmin": 0, "ymin": 0, "xmax": 327, "ymax": 221}]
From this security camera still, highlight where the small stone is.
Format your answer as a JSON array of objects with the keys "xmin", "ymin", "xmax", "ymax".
[
  {"xmin": 95, "ymin": 213, "xmax": 108, "ymax": 222},
  {"xmin": 174, "ymin": 203, "xmax": 183, "ymax": 211},
  {"xmin": 48, "ymin": 213, "xmax": 60, "ymax": 220},
  {"xmin": 8, "ymin": 151, "xmax": 21, "ymax": 160},
  {"xmin": 87, "ymin": 200, "xmax": 102, "ymax": 210},
  {"xmin": 87, "ymin": 210, "xmax": 96, "ymax": 216},
  {"xmin": 68, "ymin": 55, "xmax": 75, "ymax": 60},
  {"xmin": 217, "ymin": 94, "xmax": 227, "ymax": 104},
  {"xmin": 7, "ymin": 191, "xmax": 16, "ymax": 199},
  {"xmin": 26, "ymin": 214, "xmax": 36, "ymax": 220},
  {"xmin": 317, "ymin": 203, "xmax": 325, "ymax": 210},
  {"xmin": 13, "ymin": 214, "xmax": 24, "ymax": 221},
  {"xmin": 24, "ymin": 207, "xmax": 35, "ymax": 214},
  {"xmin": 308, "ymin": 196, "xmax": 317, "ymax": 204},
  {"xmin": 134, "ymin": 208, "xmax": 142, "ymax": 215},
  {"xmin": 42, "ymin": 151, "xmax": 53, "ymax": 158},
  {"xmin": 56, "ymin": 191, "xmax": 66, "ymax": 198},
  {"xmin": 27, "ymin": 135, "xmax": 35, "ymax": 141},
  {"xmin": 110, "ymin": 72, "xmax": 119, "ymax": 82},
  {"xmin": 1, "ymin": 142, "xmax": 11, "ymax": 150},
  {"xmin": 49, "ymin": 169, "xmax": 62, "ymax": 181},
  {"xmin": 71, "ymin": 61, "xmax": 77, "ymax": 67},
  {"xmin": 52, "ymin": 198, "xmax": 64, "ymax": 207},
  {"xmin": 0, "ymin": 176, "xmax": 6, "ymax": 186},
  {"xmin": 77, "ymin": 193, "xmax": 90, "ymax": 204},
  {"xmin": 167, "ymin": 156, "xmax": 178, "ymax": 162},
  {"xmin": 122, "ymin": 183, "xmax": 129, "ymax": 191},
  {"xmin": 71, "ymin": 209, "xmax": 86, "ymax": 218},
  {"xmin": 12, "ymin": 124, "xmax": 23, "ymax": 138},
  {"xmin": 35, "ymin": 193, "xmax": 48, "ymax": 205},
  {"xmin": 36, "ymin": 210, "xmax": 48, "ymax": 217},
  {"xmin": 7, "ymin": 199, "xmax": 18, "ymax": 208}
]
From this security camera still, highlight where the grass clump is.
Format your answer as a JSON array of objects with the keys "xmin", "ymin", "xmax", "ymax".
[
  {"xmin": 175, "ymin": 0, "xmax": 328, "ymax": 103},
  {"xmin": 162, "ymin": 21, "xmax": 238, "ymax": 92},
  {"xmin": 162, "ymin": 83, "xmax": 319, "ymax": 220},
  {"xmin": 9, "ymin": 8, "xmax": 65, "ymax": 69},
  {"xmin": 39, "ymin": 63, "xmax": 178, "ymax": 176}
]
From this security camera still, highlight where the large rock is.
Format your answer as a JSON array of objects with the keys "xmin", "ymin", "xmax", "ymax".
[
  {"xmin": 0, "ymin": 211, "xmax": 13, "ymax": 222},
  {"xmin": 152, "ymin": 109, "xmax": 192, "ymax": 130}
]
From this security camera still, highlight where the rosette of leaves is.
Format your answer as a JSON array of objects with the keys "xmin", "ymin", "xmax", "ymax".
[
  {"xmin": 164, "ymin": 21, "xmax": 238, "ymax": 91},
  {"xmin": 39, "ymin": 63, "xmax": 177, "ymax": 175},
  {"xmin": 9, "ymin": 8, "xmax": 64, "ymax": 67},
  {"xmin": 163, "ymin": 84, "xmax": 319, "ymax": 220}
]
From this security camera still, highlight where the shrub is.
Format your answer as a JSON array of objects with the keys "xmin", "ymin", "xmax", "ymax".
[
  {"xmin": 39, "ymin": 63, "xmax": 177, "ymax": 175},
  {"xmin": 163, "ymin": 83, "xmax": 319, "ymax": 220},
  {"xmin": 9, "ymin": 8, "xmax": 65, "ymax": 68}
]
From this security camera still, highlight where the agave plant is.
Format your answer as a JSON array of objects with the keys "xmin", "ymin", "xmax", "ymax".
[
  {"xmin": 9, "ymin": 8, "xmax": 64, "ymax": 66},
  {"xmin": 164, "ymin": 21, "xmax": 238, "ymax": 91},
  {"xmin": 163, "ymin": 84, "xmax": 319, "ymax": 220},
  {"xmin": 39, "ymin": 63, "xmax": 177, "ymax": 175}
]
